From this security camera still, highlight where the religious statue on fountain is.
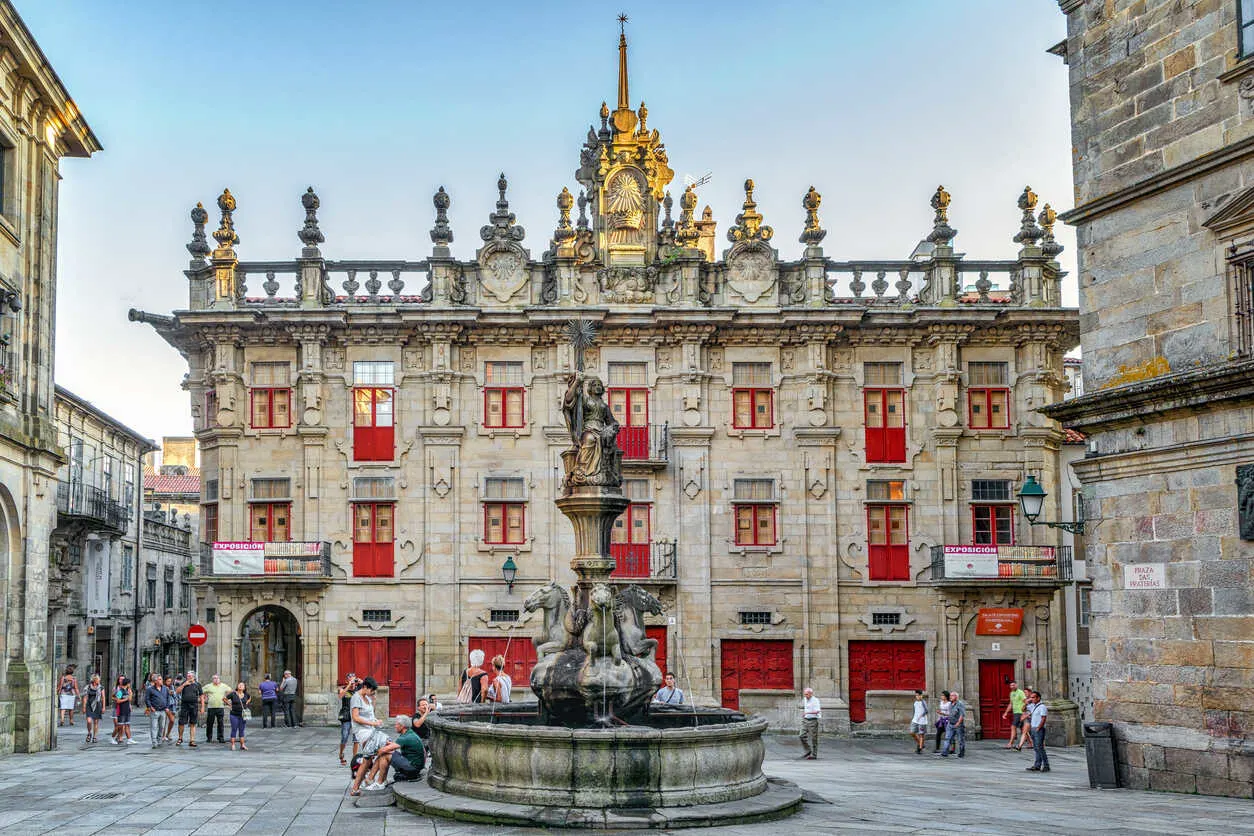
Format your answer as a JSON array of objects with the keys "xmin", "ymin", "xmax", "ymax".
[{"xmin": 561, "ymin": 372, "xmax": 623, "ymax": 491}]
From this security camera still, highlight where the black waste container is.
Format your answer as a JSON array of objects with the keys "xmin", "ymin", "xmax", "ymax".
[{"xmin": 1084, "ymin": 722, "xmax": 1120, "ymax": 789}]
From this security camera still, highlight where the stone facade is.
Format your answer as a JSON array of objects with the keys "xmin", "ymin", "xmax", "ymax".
[
  {"xmin": 134, "ymin": 30, "xmax": 1081, "ymax": 740},
  {"xmin": 1049, "ymin": 0, "xmax": 1254, "ymax": 797},
  {"xmin": 0, "ymin": 1, "xmax": 99, "ymax": 753}
]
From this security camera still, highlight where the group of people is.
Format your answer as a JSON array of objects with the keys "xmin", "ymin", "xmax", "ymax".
[
  {"xmin": 454, "ymin": 649, "xmax": 512, "ymax": 704},
  {"xmin": 908, "ymin": 681, "xmax": 1050, "ymax": 771},
  {"xmin": 339, "ymin": 673, "xmax": 435, "ymax": 796},
  {"xmin": 56, "ymin": 664, "xmax": 303, "ymax": 751}
]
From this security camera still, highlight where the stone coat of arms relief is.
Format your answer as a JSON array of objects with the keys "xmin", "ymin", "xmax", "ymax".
[{"xmin": 725, "ymin": 243, "xmax": 777, "ymax": 305}]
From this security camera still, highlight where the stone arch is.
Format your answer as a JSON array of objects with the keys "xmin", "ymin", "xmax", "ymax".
[
  {"xmin": 236, "ymin": 604, "xmax": 304, "ymax": 721},
  {"xmin": 0, "ymin": 480, "xmax": 20, "ymax": 671}
]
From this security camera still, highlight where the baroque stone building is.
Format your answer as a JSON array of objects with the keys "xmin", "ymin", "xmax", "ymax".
[
  {"xmin": 134, "ymin": 30, "xmax": 1081, "ymax": 736},
  {"xmin": 0, "ymin": 1, "xmax": 98, "ymax": 753},
  {"xmin": 1048, "ymin": 0, "xmax": 1254, "ymax": 797}
]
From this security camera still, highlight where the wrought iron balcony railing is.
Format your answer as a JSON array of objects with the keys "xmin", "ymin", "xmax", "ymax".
[
  {"xmin": 617, "ymin": 421, "xmax": 669, "ymax": 464},
  {"xmin": 56, "ymin": 481, "xmax": 130, "ymax": 531},
  {"xmin": 198, "ymin": 541, "xmax": 332, "ymax": 579},
  {"xmin": 928, "ymin": 544, "xmax": 1073, "ymax": 583},
  {"xmin": 610, "ymin": 540, "xmax": 677, "ymax": 581}
]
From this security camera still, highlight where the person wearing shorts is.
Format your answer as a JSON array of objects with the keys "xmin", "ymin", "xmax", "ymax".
[
  {"xmin": 57, "ymin": 665, "xmax": 79, "ymax": 726},
  {"xmin": 113, "ymin": 677, "xmax": 134, "ymax": 745},
  {"xmin": 909, "ymin": 689, "xmax": 929, "ymax": 754},
  {"xmin": 177, "ymin": 672, "xmax": 203, "ymax": 747},
  {"xmin": 1003, "ymin": 681, "xmax": 1027, "ymax": 749}
]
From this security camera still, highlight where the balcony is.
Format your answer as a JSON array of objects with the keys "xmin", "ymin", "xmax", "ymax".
[
  {"xmin": 610, "ymin": 540, "xmax": 677, "ymax": 582},
  {"xmin": 198, "ymin": 541, "xmax": 332, "ymax": 582},
  {"xmin": 56, "ymin": 481, "xmax": 130, "ymax": 532},
  {"xmin": 618, "ymin": 422, "xmax": 668, "ymax": 468},
  {"xmin": 927, "ymin": 544, "xmax": 1072, "ymax": 586}
]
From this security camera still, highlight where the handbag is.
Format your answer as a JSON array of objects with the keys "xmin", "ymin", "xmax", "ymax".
[{"xmin": 242, "ymin": 708, "xmax": 252, "ymax": 721}]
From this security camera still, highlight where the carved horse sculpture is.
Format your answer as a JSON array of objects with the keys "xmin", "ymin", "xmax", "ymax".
[
  {"xmin": 581, "ymin": 583, "xmax": 622, "ymax": 664},
  {"xmin": 615, "ymin": 585, "xmax": 664, "ymax": 662},
  {"xmin": 524, "ymin": 582, "xmax": 571, "ymax": 660}
]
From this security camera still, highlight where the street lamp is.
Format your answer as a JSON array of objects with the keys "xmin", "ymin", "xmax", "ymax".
[
  {"xmin": 1017, "ymin": 475, "xmax": 1085, "ymax": 535},
  {"xmin": 501, "ymin": 556, "xmax": 518, "ymax": 593}
]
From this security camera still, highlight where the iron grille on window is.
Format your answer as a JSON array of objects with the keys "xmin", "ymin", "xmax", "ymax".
[
  {"xmin": 739, "ymin": 611, "xmax": 772, "ymax": 625},
  {"xmin": 206, "ymin": 607, "xmax": 216, "ymax": 623},
  {"xmin": 972, "ymin": 480, "xmax": 1012, "ymax": 502},
  {"xmin": 251, "ymin": 478, "xmax": 290, "ymax": 499},
  {"xmin": 362, "ymin": 609, "xmax": 392, "ymax": 623},
  {"xmin": 490, "ymin": 609, "xmax": 520, "ymax": 623},
  {"xmin": 871, "ymin": 612, "xmax": 901, "ymax": 626},
  {"xmin": 864, "ymin": 362, "xmax": 902, "ymax": 386},
  {"xmin": 1231, "ymin": 250, "xmax": 1254, "ymax": 357},
  {"xmin": 867, "ymin": 480, "xmax": 905, "ymax": 501}
]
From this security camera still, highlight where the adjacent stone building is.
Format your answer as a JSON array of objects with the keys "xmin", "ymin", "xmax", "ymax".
[
  {"xmin": 1049, "ymin": 0, "xmax": 1254, "ymax": 797},
  {"xmin": 0, "ymin": 1, "xmax": 99, "ymax": 752},
  {"xmin": 134, "ymin": 29, "xmax": 1081, "ymax": 737}
]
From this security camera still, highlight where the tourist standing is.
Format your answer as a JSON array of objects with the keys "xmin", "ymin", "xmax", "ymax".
[
  {"xmin": 338, "ymin": 673, "xmax": 360, "ymax": 765},
  {"xmin": 390, "ymin": 716, "xmax": 424, "ymax": 780},
  {"xmin": 652, "ymin": 672, "xmax": 684, "ymax": 705},
  {"xmin": 57, "ymin": 665, "xmax": 79, "ymax": 727},
  {"xmin": 1002, "ymin": 680, "xmax": 1027, "ymax": 749},
  {"xmin": 227, "ymin": 681, "xmax": 250, "ymax": 751},
  {"xmin": 160, "ymin": 675, "xmax": 177, "ymax": 742},
  {"xmin": 258, "ymin": 673, "xmax": 278, "ymax": 728},
  {"xmin": 937, "ymin": 689, "xmax": 966, "ymax": 758},
  {"xmin": 112, "ymin": 676, "xmax": 134, "ymax": 745},
  {"xmin": 202, "ymin": 674, "xmax": 231, "ymax": 743},
  {"xmin": 176, "ymin": 671, "xmax": 203, "ymax": 747},
  {"xmin": 144, "ymin": 674, "xmax": 166, "ymax": 748},
  {"xmin": 349, "ymin": 677, "xmax": 397, "ymax": 795},
  {"xmin": 799, "ymin": 686, "xmax": 821, "ymax": 760},
  {"xmin": 83, "ymin": 674, "xmax": 104, "ymax": 743},
  {"xmin": 486, "ymin": 655, "xmax": 512, "ymax": 704},
  {"xmin": 934, "ymin": 691, "xmax": 951, "ymax": 753},
  {"xmin": 910, "ymin": 689, "xmax": 929, "ymax": 754},
  {"xmin": 457, "ymin": 650, "xmax": 488, "ymax": 703},
  {"xmin": 1026, "ymin": 690, "xmax": 1050, "ymax": 772},
  {"xmin": 279, "ymin": 670, "xmax": 299, "ymax": 726}
]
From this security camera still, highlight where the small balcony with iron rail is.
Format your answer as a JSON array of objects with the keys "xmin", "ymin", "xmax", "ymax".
[
  {"xmin": 197, "ymin": 541, "xmax": 333, "ymax": 585},
  {"xmin": 56, "ymin": 480, "xmax": 130, "ymax": 533},
  {"xmin": 610, "ymin": 540, "xmax": 677, "ymax": 583},
  {"xmin": 925, "ymin": 544, "xmax": 1072, "ymax": 587},
  {"xmin": 618, "ymin": 421, "xmax": 669, "ymax": 470}
]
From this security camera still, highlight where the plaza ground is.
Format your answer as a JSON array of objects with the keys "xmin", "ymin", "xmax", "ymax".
[{"xmin": 0, "ymin": 720, "xmax": 1247, "ymax": 835}]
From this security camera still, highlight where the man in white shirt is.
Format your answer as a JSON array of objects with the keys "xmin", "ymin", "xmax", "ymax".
[
  {"xmin": 910, "ymin": 689, "xmax": 929, "ymax": 754},
  {"xmin": 653, "ymin": 673, "xmax": 684, "ymax": 705},
  {"xmin": 1026, "ymin": 690, "xmax": 1050, "ymax": 772},
  {"xmin": 799, "ymin": 687, "xmax": 822, "ymax": 760}
]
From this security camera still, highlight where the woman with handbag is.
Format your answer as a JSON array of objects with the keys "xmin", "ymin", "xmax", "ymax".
[
  {"xmin": 457, "ymin": 649, "xmax": 488, "ymax": 704},
  {"xmin": 227, "ymin": 681, "xmax": 251, "ymax": 751},
  {"xmin": 934, "ymin": 690, "xmax": 951, "ymax": 753}
]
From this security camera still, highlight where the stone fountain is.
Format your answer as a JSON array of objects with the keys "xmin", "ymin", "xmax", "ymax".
[{"xmin": 393, "ymin": 323, "xmax": 802, "ymax": 828}]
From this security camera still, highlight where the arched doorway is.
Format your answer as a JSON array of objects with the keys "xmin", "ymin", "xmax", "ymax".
[{"xmin": 238, "ymin": 606, "xmax": 303, "ymax": 720}]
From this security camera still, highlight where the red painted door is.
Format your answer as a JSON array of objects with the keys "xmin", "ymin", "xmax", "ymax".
[
  {"xmin": 720, "ymin": 640, "xmax": 794, "ymax": 710},
  {"xmin": 848, "ymin": 640, "xmax": 925, "ymax": 723},
  {"xmin": 469, "ymin": 636, "xmax": 538, "ymax": 690},
  {"xmin": 979, "ymin": 659, "xmax": 1016, "ymax": 739},
  {"xmin": 646, "ymin": 626, "xmax": 667, "ymax": 678},
  {"xmin": 610, "ymin": 388, "xmax": 649, "ymax": 459},
  {"xmin": 338, "ymin": 637, "xmax": 386, "ymax": 685},
  {"xmin": 387, "ymin": 637, "xmax": 416, "ymax": 715}
]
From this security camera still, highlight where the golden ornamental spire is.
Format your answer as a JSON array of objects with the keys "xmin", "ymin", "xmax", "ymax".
[{"xmin": 611, "ymin": 14, "xmax": 638, "ymax": 135}]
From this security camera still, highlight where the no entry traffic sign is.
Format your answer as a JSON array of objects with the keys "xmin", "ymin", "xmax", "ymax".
[{"xmin": 187, "ymin": 624, "xmax": 208, "ymax": 647}]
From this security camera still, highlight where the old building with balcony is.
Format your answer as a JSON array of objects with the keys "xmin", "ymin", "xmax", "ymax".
[
  {"xmin": 0, "ymin": 1, "xmax": 99, "ymax": 753},
  {"xmin": 50, "ymin": 387, "xmax": 152, "ymax": 693},
  {"xmin": 137, "ymin": 508, "xmax": 195, "ymax": 678},
  {"xmin": 133, "ymin": 29, "xmax": 1080, "ymax": 734}
]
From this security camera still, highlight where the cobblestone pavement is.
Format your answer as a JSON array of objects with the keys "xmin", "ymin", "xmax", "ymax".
[{"xmin": 0, "ymin": 719, "xmax": 1248, "ymax": 835}]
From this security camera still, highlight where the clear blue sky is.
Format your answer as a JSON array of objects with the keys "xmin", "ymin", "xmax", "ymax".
[{"xmin": 24, "ymin": 0, "xmax": 1075, "ymax": 442}]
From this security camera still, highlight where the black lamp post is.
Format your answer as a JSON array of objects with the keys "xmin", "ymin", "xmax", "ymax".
[
  {"xmin": 1017, "ymin": 475, "xmax": 1085, "ymax": 535},
  {"xmin": 501, "ymin": 556, "xmax": 518, "ymax": 593}
]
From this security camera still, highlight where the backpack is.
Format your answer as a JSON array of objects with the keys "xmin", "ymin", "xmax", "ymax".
[{"xmin": 456, "ymin": 668, "xmax": 483, "ymax": 704}]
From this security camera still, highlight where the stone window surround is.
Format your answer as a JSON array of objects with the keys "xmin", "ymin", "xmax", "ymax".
[
  {"xmin": 727, "ymin": 471, "xmax": 784, "ymax": 555},
  {"xmin": 477, "ymin": 472, "xmax": 532, "ymax": 553},
  {"xmin": 475, "ymin": 352, "xmax": 534, "ymax": 438},
  {"xmin": 722, "ymin": 348, "xmax": 781, "ymax": 439},
  {"xmin": 0, "ymin": 122, "xmax": 19, "ymax": 244}
]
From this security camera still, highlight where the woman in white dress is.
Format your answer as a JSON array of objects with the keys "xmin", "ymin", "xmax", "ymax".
[{"xmin": 348, "ymin": 677, "xmax": 397, "ymax": 795}]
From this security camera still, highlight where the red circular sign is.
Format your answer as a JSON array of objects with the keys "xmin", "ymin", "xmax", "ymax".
[{"xmin": 187, "ymin": 624, "xmax": 208, "ymax": 647}]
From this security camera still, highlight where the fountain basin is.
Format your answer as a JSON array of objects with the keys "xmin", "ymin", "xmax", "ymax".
[{"xmin": 425, "ymin": 705, "xmax": 770, "ymax": 808}]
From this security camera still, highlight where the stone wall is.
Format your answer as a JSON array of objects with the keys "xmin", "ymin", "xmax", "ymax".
[{"xmin": 858, "ymin": 690, "xmax": 916, "ymax": 737}]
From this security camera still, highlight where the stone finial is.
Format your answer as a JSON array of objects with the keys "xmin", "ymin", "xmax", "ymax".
[
  {"xmin": 576, "ymin": 189, "xmax": 589, "ymax": 231},
  {"xmin": 1039, "ymin": 203, "xmax": 1064, "ymax": 258},
  {"xmin": 927, "ymin": 185, "xmax": 956, "ymax": 246},
  {"xmin": 554, "ymin": 186, "xmax": 576, "ymax": 246},
  {"xmin": 480, "ymin": 173, "xmax": 525, "ymax": 243},
  {"xmin": 1013, "ymin": 185, "xmax": 1043, "ymax": 246},
  {"xmin": 799, "ymin": 186, "xmax": 826, "ymax": 248},
  {"xmin": 727, "ymin": 179, "xmax": 773, "ymax": 243},
  {"xmin": 187, "ymin": 202, "xmax": 210, "ymax": 262},
  {"xmin": 297, "ymin": 187, "xmax": 325, "ymax": 255},
  {"xmin": 675, "ymin": 184, "xmax": 700, "ymax": 247},
  {"xmin": 430, "ymin": 186, "xmax": 454, "ymax": 251},
  {"xmin": 212, "ymin": 188, "xmax": 239, "ymax": 256}
]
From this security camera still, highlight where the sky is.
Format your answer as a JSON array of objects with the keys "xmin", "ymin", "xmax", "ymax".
[{"xmin": 22, "ymin": 0, "xmax": 1077, "ymax": 442}]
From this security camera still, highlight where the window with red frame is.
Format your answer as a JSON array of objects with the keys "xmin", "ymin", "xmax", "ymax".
[
  {"xmin": 249, "ymin": 478, "xmax": 291, "ymax": 542},
  {"xmin": 864, "ymin": 362, "xmax": 905, "ymax": 463},
  {"xmin": 731, "ymin": 363, "xmax": 774, "ymax": 429},
  {"xmin": 971, "ymin": 479, "xmax": 1015, "ymax": 545},
  {"xmin": 733, "ymin": 478, "xmax": 777, "ymax": 546},
  {"xmin": 484, "ymin": 477, "xmax": 526, "ymax": 544},
  {"xmin": 608, "ymin": 362, "xmax": 649, "ymax": 459},
  {"xmin": 250, "ymin": 363, "xmax": 291, "ymax": 429},
  {"xmin": 483, "ymin": 362, "xmax": 525, "ymax": 429},
  {"xmin": 968, "ymin": 362, "xmax": 1010, "ymax": 429},
  {"xmin": 352, "ymin": 502, "xmax": 395, "ymax": 577},
  {"xmin": 611, "ymin": 479, "xmax": 651, "ymax": 577},
  {"xmin": 867, "ymin": 480, "xmax": 908, "ymax": 580},
  {"xmin": 201, "ymin": 503, "xmax": 218, "ymax": 544},
  {"xmin": 204, "ymin": 389, "xmax": 219, "ymax": 429},
  {"xmin": 353, "ymin": 361, "xmax": 395, "ymax": 461}
]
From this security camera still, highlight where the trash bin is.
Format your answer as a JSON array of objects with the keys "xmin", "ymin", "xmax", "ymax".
[{"xmin": 1084, "ymin": 722, "xmax": 1120, "ymax": 789}]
